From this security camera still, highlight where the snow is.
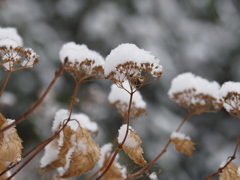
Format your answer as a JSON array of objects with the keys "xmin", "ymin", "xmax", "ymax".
[
  {"xmin": 108, "ymin": 81, "xmax": 146, "ymax": 108},
  {"xmin": 0, "ymin": 91, "xmax": 17, "ymax": 106},
  {"xmin": 58, "ymin": 146, "xmax": 75, "ymax": 176},
  {"xmin": 0, "ymin": 27, "xmax": 23, "ymax": 47},
  {"xmin": 171, "ymin": 131, "xmax": 190, "ymax": 140},
  {"xmin": 104, "ymin": 43, "xmax": 162, "ymax": 79},
  {"xmin": 98, "ymin": 143, "xmax": 127, "ymax": 178},
  {"xmin": 52, "ymin": 109, "xmax": 98, "ymax": 132},
  {"xmin": 168, "ymin": 72, "xmax": 220, "ymax": 100},
  {"xmin": 219, "ymin": 81, "xmax": 240, "ymax": 98},
  {"xmin": 21, "ymin": 48, "xmax": 39, "ymax": 68},
  {"xmin": 117, "ymin": 124, "xmax": 138, "ymax": 148},
  {"xmin": 40, "ymin": 140, "xmax": 59, "ymax": 168},
  {"xmin": 219, "ymin": 81, "xmax": 240, "ymax": 113},
  {"xmin": 149, "ymin": 172, "xmax": 158, "ymax": 180},
  {"xmin": 98, "ymin": 143, "xmax": 113, "ymax": 168},
  {"xmin": 59, "ymin": 42, "xmax": 104, "ymax": 67}
]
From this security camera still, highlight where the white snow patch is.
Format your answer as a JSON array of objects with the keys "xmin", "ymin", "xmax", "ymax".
[
  {"xmin": 59, "ymin": 42, "xmax": 104, "ymax": 68},
  {"xmin": 40, "ymin": 140, "xmax": 59, "ymax": 168},
  {"xmin": 168, "ymin": 72, "xmax": 220, "ymax": 100},
  {"xmin": 104, "ymin": 43, "xmax": 162, "ymax": 78},
  {"xmin": 171, "ymin": 131, "xmax": 190, "ymax": 140},
  {"xmin": 108, "ymin": 81, "xmax": 146, "ymax": 108},
  {"xmin": 0, "ymin": 27, "xmax": 23, "ymax": 47},
  {"xmin": 118, "ymin": 124, "xmax": 138, "ymax": 148}
]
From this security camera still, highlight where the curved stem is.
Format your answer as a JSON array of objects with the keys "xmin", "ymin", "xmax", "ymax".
[
  {"xmin": 0, "ymin": 71, "xmax": 12, "ymax": 97},
  {"xmin": 96, "ymin": 91, "xmax": 134, "ymax": 180},
  {"xmin": 68, "ymin": 79, "xmax": 82, "ymax": 117},
  {"xmin": 128, "ymin": 112, "xmax": 192, "ymax": 179},
  {"xmin": 204, "ymin": 134, "xmax": 240, "ymax": 180},
  {"xmin": 0, "ymin": 63, "xmax": 66, "ymax": 133}
]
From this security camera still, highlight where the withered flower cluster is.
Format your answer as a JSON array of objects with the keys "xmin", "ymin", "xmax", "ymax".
[
  {"xmin": 168, "ymin": 72, "xmax": 222, "ymax": 114},
  {"xmin": 0, "ymin": 46, "xmax": 39, "ymax": 71}
]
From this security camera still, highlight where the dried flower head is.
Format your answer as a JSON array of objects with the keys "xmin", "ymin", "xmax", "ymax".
[
  {"xmin": 98, "ymin": 143, "xmax": 127, "ymax": 180},
  {"xmin": 168, "ymin": 72, "xmax": 222, "ymax": 114},
  {"xmin": 108, "ymin": 81, "xmax": 146, "ymax": 120},
  {"xmin": 40, "ymin": 109, "xmax": 100, "ymax": 178},
  {"xmin": 118, "ymin": 124, "xmax": 146, "ymax": 166},
  {"xmin": 0, "ymin": 27, "xmax": 39, "ymax": 71},
  {"xmin": 105, "ymin": 43, "xmax": 163, "ymax": 88},
  {"xmin": 219, "ymin": 81, "xmax": 240, "ymax": 118},
  {"xmin": 59, "ymin": 42, "xmax": 105, "ymax": 81}
]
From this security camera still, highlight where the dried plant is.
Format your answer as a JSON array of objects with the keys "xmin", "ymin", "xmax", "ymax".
[{"xmin": 1, "ymin": 27, "xmax": 240, "ymax": 180}]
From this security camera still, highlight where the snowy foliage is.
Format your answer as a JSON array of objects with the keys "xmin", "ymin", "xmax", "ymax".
[
  {"xmin": 0, "ymin": 27, "xmax": 23, "ymax": 47},
  {"xmin": 59, "ymin": 42, "xmax": 104, "ymax": 66},
  {"xmin": 118, "ymin": 124, "xmax": 138, "ymax": 148},
  {"xmin": 108, "ymin": 81, "xmax": 146, "ymax": 108}
]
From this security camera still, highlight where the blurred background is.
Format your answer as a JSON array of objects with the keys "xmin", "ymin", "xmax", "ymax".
[{"xmin": 0, "ymin": 0, "xmax": 240, "ymax": 179}]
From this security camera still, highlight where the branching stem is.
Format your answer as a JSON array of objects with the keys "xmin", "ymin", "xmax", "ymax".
[
  {"xmin": 0, "ymin": 71, "xmax": 12, "ymax": 97},
  {"xmin": 128, "ymin": 112, "xmax": 192, "ymax": 179},
  {"xmin": 96, "ymin": 91, "xmax": 134, "ymax": 180},
  {"xmin": 204, "ymin": 134, "xmax": 240, "ymax": 180},
  {"xmin": 0, "ymin": 62, "xmax": 66, "ymax": 133}
]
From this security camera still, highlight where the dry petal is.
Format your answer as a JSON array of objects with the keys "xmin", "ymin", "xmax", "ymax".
[
  {"xmin": 219, "ymin": 162, "xmax": 240, "ymax": 180},
  {"xmin": 59, "ymin": 127, "xmax": 100, "ymax": 178},
  {"xmin": 170, "ymin": 136, "xmax": 195, "ymax": 157},
  {"xmin": 0, "ymin": 114, "xmax": 23, "ymax": 163},
  {"xmin": 121, "ymin": 129, "xmax": 146, "ymax": 166}
]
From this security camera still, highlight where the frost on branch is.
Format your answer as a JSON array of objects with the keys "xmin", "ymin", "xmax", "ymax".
[
  {"xmin": 219, "ymin": 161, "xmax": 240, "ymax": 180},
  {"xmin": 0, "ymin": 27, "xmax": 39, "ymax": 71},
  {"xmin": 40, "ymin": 109, "xmax": 100, "ymax": 178},
  {"xmin": 98, "ymin": 143, "xmax": 126, "ymax": 180},
  {"xmin": 108, "ymin": 81, "xmax": 146, "ymax": 119},
  {"xmin": 168, "ymin": 72, "xmax": 222, "ymax": 114},
  {"xmin": 219, "ymin": 81, "xmax": 240, "ymax": 117},
  {"xmin": 118, "ymin": 124, "xmax": 146, "ymax": 166},
  {"xmin": 104, "ymin": 43, "xmax": 163, "ymax": 87},
  {"xmin": 170, "ymin": 131, "xmax": 195, "ymax": 157},
  {"xmin": 59, "ymin": 42, "xmax": 105, "ymax": 81},
  {"xmin": 0, "ymin": 113, "xmax": 23, "ymax": 163}
]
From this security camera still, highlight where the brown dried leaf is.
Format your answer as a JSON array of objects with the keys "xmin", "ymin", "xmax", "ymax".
[
  {"xmin": 219, "ymin": 162, "xmax": 240, "ymax": 180},
  {"xmin": 100, "ymin": 144, "xmax": 125, "ymax": 180},
  {"xmin": 60, "ymin": 127, "xmax": 100, "ymax": 178},
  {"xmin": 40, "ymin": 125, "xmax": 74, "ymax": 171},
  {"xmin": 122, "ymin": 130, "xmax": 146, "ymax": 166},
  {"xmin": 170, "ymin": 136, "xmax": 195, "ymax": 157},
  {"xmin": 0, "ymin": 114, "xmax": 23, "ymax": 163}
]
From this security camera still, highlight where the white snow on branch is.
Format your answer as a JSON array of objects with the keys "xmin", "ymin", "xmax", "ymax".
[
  {"xmin": 104, "ymin": 43, "xmax": 162, "ymax": 77},
  {"xmin": 59, "ymin": 42, "xmax": 104, "ymax": 66},
  {"xmin": 219, "ymin": 81, "xmax": 240, "ymax": 113},
  {"xmin": 0, "ymin": 27, "xmax": 23, "ymax": 47},
  {"xmin": 108, "ymin": 81, "xmax": 146, "ymax": 108},
  {"xmin": 118, "ymin": 124, "xmax": 138, "ymax": 148},
  {"xmin": 168, "ymin": 72, "xmax": 220, "ymax": 99},
  {"xmin": 52, "ymin": 109, "xmax": 98, "ymax": 133},
  {"xmin": 170, "ymin": 131, "xmax": 190, "ymax": 140}
]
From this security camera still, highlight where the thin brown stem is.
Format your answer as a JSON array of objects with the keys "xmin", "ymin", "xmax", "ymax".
[
  {"xmin": 128, "ymin": 112, "xmax": 193, "ymax": 179},
  {"xmin": 0, "ymin": 62, "xmax": 66, "ymax": 133},
  {"xmin": 0, "ymin": 71, "xmax": 12, "ymax": 97},
  {"xmin": 68, "ymin": 79, "xmax": 82, "ymax": 117},
  {"xmin": 96, "ymin": 91, "xmax": 134, "ymax": 180},
  {"xmin": 204, "ymin": 134, "xmax": 240, "ymax": 180},
  {"xmin": 6, "ymin": 136, "xmax": 54, "ymax": 180}
]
